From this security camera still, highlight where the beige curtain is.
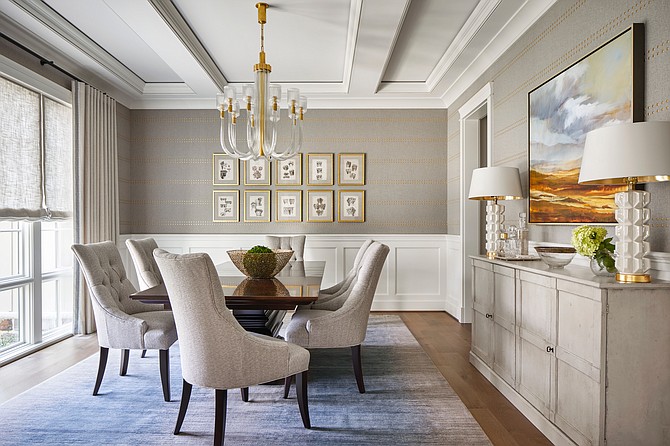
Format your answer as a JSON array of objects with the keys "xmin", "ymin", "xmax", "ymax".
[{"xmin": 72, "ymin": 81, "xmax": 118, "ymax": 335}]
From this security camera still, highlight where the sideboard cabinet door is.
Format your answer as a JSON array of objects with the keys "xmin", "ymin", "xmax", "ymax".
[
  {"xmin": 471, "ymin": 260, "xmax": 494, "ymax": 365},
  {"xmin": 516, "ymin": 271, "xmax": 557, "ymax": 419},
  {"xmin": 493, "ymin": 265, "xmax": 516, "ymax": 386}
]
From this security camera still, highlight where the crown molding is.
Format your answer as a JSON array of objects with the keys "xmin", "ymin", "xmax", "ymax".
[
  {"xmin": 441, "ymin": 0, "xmax": 558, "ymax": 108},
  {"xmin": 142, "ymin": 82, "xmax": 195, "ymax": 95},
  {"xmin": 9, "ymin": 0, "xmax": 145, "ymax": 95},
  {"xmin": 426, "ymin": 0, "xmax": 501, "ymax": 92},
  {"xmin": 147, "ymin": 0, "xmax": 227, "ymax": 92},
  {"xmin": 128, "ymin": 94, "xmax": 446, "ymax": 110}
]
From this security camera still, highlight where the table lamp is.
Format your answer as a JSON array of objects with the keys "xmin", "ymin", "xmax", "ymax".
[
  {"xmin": 468, "ymin": 166, "xmax": 524, "ymax": 259},
  {"xmin": 579, "ymin": 121, "xmax": 670, "ymax": 283}
]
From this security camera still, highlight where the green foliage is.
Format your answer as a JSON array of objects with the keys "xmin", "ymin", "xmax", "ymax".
[
  {"xmin": 571, "ymin": 225, "xmax": 616, "ymax": 273},
  {"xmin": 243, "ymin": 246, "xmax": 276, "ymax": 278},
  {"xmin": 247, "ymin": 245, "xmax": 273, "ymax": 254}
]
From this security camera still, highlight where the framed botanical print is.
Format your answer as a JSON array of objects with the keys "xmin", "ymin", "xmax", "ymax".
[
  {"xmin": 244, "ymin": 158, "xmax": 271, "ymax": 186},
  {"xmin": 275, "ymin": 190, "xmax": 302, "ymax": 222},
  {"xmin": 213, "ymin": 190, "xmax": 239, "ymax": 222},
  {"xmin": 307, "ymin": 153, "xmax": 333, "ymax": 186},
  {"xmin": 276, "ymin": 154, "xmax": 302, "ymax": 186},
  {"xmin": 244, "ymin": 190, "xmax": 271, "ymax": 222},
  {"xmin": 528, "ymin": 24, "xmax": 643, "ymax": 223},
  {"xmin": 338, "ymin": 190, "xmax": 365, "ymax": 222},
  {"xmin": 307, "ymin": 190, "xmax": 333, "ymax": 222},
  {"xmin": 338, "ymin": 153, "xmax": 365, "ymax": 186},
  {"xmin": 213, "ymin": 154, "xmax": 239, "ymax": 186}
]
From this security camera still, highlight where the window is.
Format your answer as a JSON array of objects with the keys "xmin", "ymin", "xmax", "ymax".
[{"xmin": 0, "ymin": 59, "xmax": 73, "ymax": 364}]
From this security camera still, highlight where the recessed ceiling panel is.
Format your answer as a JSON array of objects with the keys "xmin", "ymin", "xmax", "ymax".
[
  {"xmin": 43, "ymin": 0, "xmax": 181, "ymax": 82},
  {"xmin": 382, "ymin": 0, "xmax": 478, "ymax": 83},
  {"xmin": 173, "ymin": 0, "xmax": 351, "ymax": 83}
]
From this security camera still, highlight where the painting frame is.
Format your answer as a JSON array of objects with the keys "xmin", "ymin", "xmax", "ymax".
[
  {"xmin": 275, "ymin": 190, "xmax": 303, "ymax": 223},
  {"xmin": 338, "ymin": 190, "xmax": 365, "ymax": 223},
  {"xmin": 212, "ymin": 154, "xmax": 239, "ymax": 186},
  {"xmin": 307, "ymin": 190, "xmax": 333, "ymax": 222},
  {"xmin": 275, "ymin": 154, "xmax": 302, "ymax": 186},
  {"xmin": 212, "ymin": 190, "xmax": 239, "ymax": 223},
  {"xmin": 337, "ymin": 153, "xmax": 365, "ymax": 186},
  {"xmin": 244, "ymin": 190, "xmax": 271, "ymax": 222},
  {"xmin": 528, "ymin": 23, "xmax": 644, "ymax": 224},
  {"xmin": 244, "ymin": 158, "xmax": 271, "ymax": 186},
  {"xmin": 307, "ymin": 153, "xmax": 334, "ymax": 186}
]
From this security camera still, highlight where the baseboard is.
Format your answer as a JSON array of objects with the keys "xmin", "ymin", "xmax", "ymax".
[{"xmin": 469, "ymin": 353, "xmax": 576, "ymax": 446}]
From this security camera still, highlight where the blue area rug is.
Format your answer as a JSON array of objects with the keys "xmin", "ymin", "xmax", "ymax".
[{"xmin": 0, "ymin": 315, "xmax": 491, "ymax": 445}]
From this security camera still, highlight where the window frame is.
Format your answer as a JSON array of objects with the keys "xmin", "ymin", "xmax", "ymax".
[{"xmin": 0, "ymin": 56, "xmax": 73, "ymax": 365}]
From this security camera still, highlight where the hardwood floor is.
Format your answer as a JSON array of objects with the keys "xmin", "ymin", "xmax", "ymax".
[
  {"xmin": 399, "ymin": 312, "xmax": 552, "ymax": 446},
  {"xmin": 0, "ymin": 312, "xmax": 551, "ymax": 445},
  {"xmin": 0, "ymin": 333, "xmax": 99, "ymax": 404}
]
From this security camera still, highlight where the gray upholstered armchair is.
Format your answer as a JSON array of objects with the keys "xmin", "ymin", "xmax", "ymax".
[
  {"xmin": 312, "ymin": 239, "xmax": 374, "ymax": 310},
  {"xmin": 154, "ymin": 249, "xmax": 311, "ymax": 446},
  {"xmin": 265, "ymin": 235, "xmax": 306, "ymax": 261},
  {"xmin": 71, "ymin": 241, "xmax": 177, "ymax": 401},
  {"xmin": 126, "ymin": 237, "xmax": 163, "ymax": 290},
  {"xmin": 284, "ymin": 241, "xmax": 389, "ymax": 394}
]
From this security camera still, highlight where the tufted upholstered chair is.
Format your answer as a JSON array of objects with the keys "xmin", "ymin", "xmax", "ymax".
[
  {"xmin": 311, "ymin": 239, "xmax": 374, "ymax": 310},
  {"xmin": 126, "ymin": 238, "xmax": 163, "ymax": 290},
  {"xmin": 265, "ymin": 235, "xmax": 306, "ymax": 261},
  {"xmin": 154, "ymin": 249, "xmax": 311, "ymax": 446},
  {"xmin": 126, "ymin": 237, "xmax": 163, "ymax": 358},
  {"xmin": 71, "ymin": 241, "xmax": 177, "ymax": 401},
  {"xmin": 283, "ymin": 241, "xmax": 389, "ymax": 395}
]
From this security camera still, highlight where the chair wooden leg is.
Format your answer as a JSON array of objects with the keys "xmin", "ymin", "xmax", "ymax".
[
  {"xmin": 141, "ymin": 349, "xmax": 147, "ymax": 358},
  {"xmin": 174, "ymin": 379, "xmax": 192, "ymax": 435},
  {"xmin": 351, "ymin": 344, "xmax": 365, "ymax": 393},
  {"xmin": 283, "ymin": 375, "xmax": 294, "ymax": 399},
  {"xmin": 93, "ymin": 347, "xmax": 109, "ymax": 396},
  {"xmin": 240, "ymin": 387, "xmax": 249, "ymax": 402},
  {"xmin": 296, "ymin": 370, "xmax": 311, "ymax": 429},
  {"xmin": 214, "ymin": 389, "xmax": 228, "ymax": 446},
  {"xmin": 119, "ymin": 349, "xmax": 129, "ymax": 376},
  {"xmin": 159, "ymin": 349, "xmax": 170, "ymax": 402}
]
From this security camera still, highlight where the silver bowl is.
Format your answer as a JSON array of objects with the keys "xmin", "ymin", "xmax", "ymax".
[{"xmin": 534, "ymin": 246, "xmax": 576, "ymax": 269}]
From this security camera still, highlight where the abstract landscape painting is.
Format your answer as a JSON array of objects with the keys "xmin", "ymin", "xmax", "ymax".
[{"xmin": 528, "ymin": 27, "xmax": 640, "ymax": 223}]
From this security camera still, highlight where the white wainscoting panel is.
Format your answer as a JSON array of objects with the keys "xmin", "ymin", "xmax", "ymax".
[
  {"xmin": 118, "ymin": 234, "xmax": 449, "ymax": 311},
  {"xmin": 446, "ymin": 235, "xmax": 464, "ymax": 321},
  {"xmin": 396, "ymin": 247, "xmax": 440, "ymax": 295}
]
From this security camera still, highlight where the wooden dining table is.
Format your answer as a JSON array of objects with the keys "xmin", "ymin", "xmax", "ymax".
[{"xmin": 130, "ymin": 260, "xmax": 325, "ymax": 337}]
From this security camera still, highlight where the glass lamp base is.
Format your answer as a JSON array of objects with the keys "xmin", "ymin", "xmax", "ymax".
[{"xmin": 614, "ymin": 189, "xmax": 651, "ymax": 282}]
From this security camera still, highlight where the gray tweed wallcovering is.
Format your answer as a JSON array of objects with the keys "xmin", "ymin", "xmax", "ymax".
[
  {"xmin": 446, "ymin": 0, "xmax": 670, "ymax": 252},
  {"xmin": 119, "ymin": 109, "xmax": 448, "ymax": 234}
]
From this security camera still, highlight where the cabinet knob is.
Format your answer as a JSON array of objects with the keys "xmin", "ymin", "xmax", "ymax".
[
  {"xmin": 546, "ymin": 346, "xmax": 554, "ymax": 353},
  {"xmin": 485, "ymin": 313, "xmax": 493, "ymax": 319}
]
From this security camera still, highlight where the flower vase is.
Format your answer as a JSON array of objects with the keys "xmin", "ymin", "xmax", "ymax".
[{"xmin": 590, "ymin": 257, "xmax": 615, "ymax": 277}]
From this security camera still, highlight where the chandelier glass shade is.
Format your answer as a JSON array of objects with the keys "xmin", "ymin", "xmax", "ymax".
[{"xmin": 216, "ymin": 3, "xmax": 306, "ymax": 161}]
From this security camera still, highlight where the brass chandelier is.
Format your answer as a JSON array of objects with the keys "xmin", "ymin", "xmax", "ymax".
[{"xmin": 216, "ymin": 2, "xmax": 307, "ymax": 161}]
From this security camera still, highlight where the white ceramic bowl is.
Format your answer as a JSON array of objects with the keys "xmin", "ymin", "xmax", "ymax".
[{"xmin": 534, "ymin": 246, "xmax": 576, "ymax": 268}]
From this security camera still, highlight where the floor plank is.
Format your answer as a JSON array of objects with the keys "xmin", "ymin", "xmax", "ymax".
[
  {"xmin": 399, "ymin": 312, "xmax": 552, "ymax": 446},
  {"xmin": 0, "ymin": 312, "xmax": 551, "ymax": 445}
]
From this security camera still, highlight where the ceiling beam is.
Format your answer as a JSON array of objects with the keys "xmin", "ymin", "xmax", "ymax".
[
  {"xmin": 347, "ymin": 0, "xmax": 411, "ymax": 97},
  {"xmin": 147, "ymin": 0, "xmax": 228, "ymax": 92}
]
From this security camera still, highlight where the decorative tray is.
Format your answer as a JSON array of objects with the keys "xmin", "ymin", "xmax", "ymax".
[{"xmin": 497, "ymin": 255, "xmax": 541, "ymax": 261}]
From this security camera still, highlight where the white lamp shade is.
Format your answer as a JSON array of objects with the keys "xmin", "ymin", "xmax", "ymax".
[
  {"xmin": 579, "ymin": 121, "xmax": 670, "ymax": 185},
  {"xmin": 468, "ymin": 166, "xmax": 523, "ymax": 200}
]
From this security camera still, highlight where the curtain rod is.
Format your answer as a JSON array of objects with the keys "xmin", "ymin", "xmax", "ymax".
[{"xmin": 1, "ymin": 31, "xmax": 83, "ymax": 82}]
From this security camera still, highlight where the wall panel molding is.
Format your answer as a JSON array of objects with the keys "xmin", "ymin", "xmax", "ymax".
[{"xmin": 118, "ymin": 233, "xmax": 449, "ymax": 312}]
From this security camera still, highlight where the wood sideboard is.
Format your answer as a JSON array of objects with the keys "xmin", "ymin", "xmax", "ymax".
[{"xmin": 470, "ymin": 256, "xmax": 670, "ymax": 446}]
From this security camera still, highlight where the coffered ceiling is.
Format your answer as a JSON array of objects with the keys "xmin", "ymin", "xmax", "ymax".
[{"xmin": 0, "ymin": 0, "xmax": 556, "ymax": 109}]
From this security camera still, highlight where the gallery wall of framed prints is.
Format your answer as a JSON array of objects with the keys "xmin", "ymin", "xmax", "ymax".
[{"xmin": 211, "ymin": 152, "xmax": 365, "ymax": 223}]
